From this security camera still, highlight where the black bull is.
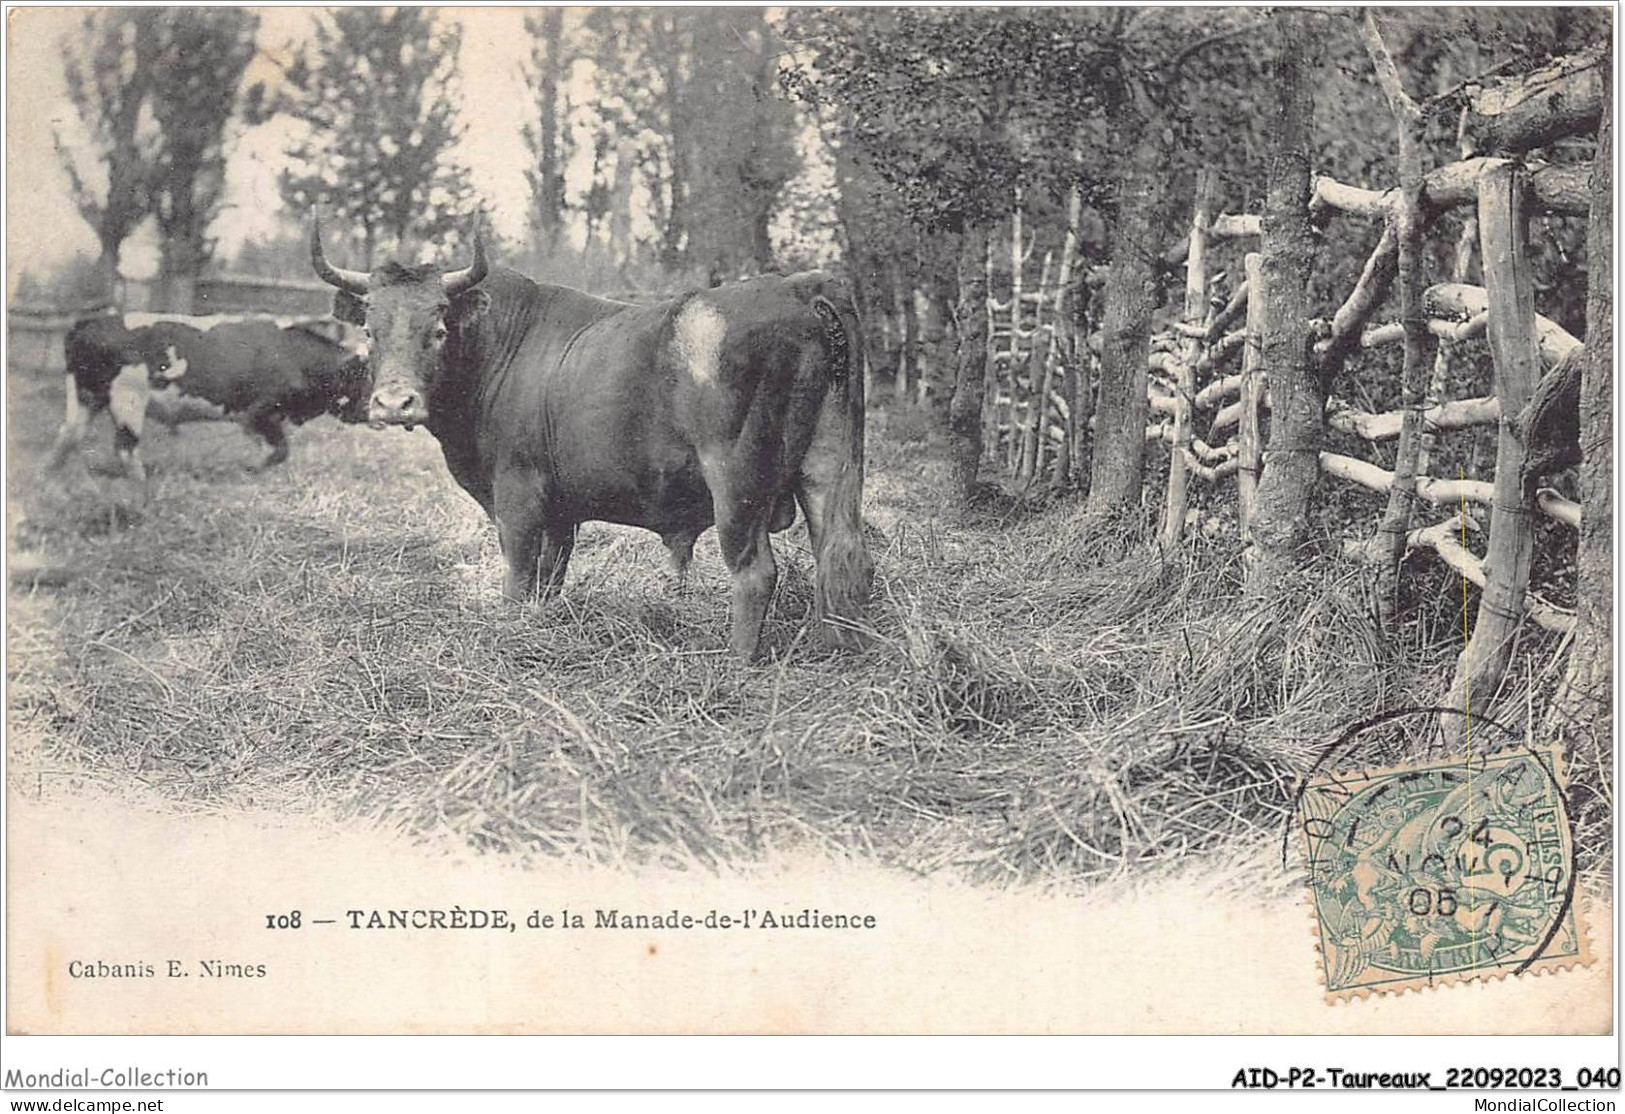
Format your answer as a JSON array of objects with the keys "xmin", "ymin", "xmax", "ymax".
[
  {"xmin": 47, "ymin": 313, "xmax": 371, "ymax": 478},
  {"xmin": 312, "ymin": 225, "xmax": 873, "ymax": 660}
]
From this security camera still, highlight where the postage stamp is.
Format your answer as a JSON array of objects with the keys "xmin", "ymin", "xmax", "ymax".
[{"xmin": 1297, "ymin": 745, "xmax": 1588, "ymax": 1001}]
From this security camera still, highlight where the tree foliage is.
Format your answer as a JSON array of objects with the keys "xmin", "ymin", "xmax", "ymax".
[
  {"xmin": 146, "ymin": 10, "xmax": 263, "ymax": 292},
  {"xmin": 56, "ymin": 9, "xmax": 263, "ymax": 301},
  {"xmin": 783, "ymin": 9, "xmax": 1119, "ymax": 234},
  {"xmin": 55, "ymin": 10, "xmax": 159, "ymax": 278},
  {"xmin": 560, "ymin": 8, "xmax": 799, "ymax": 278},
  {"xmin": 276, "ymin": 8, "xmax": 475, "ymax": 267}
]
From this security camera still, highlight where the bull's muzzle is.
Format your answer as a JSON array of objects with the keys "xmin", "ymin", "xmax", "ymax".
[{"xmin": 368, "ymin": 385, "xmax": 429, "ymax": 430}]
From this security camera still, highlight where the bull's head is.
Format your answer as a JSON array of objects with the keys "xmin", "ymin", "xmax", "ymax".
[
  {"xmin": 326, "ymin": 354, "xmax": 377, "ymax": 425},
  {"xmin": 310, "ymin": 211, "xmax": 489, "ymax": 430},
  {"xmin": 137, "ymin": 325, "xmax": 190, "ymax": 385},
  {"xmin": 148, "ymin": 345, "xmax": 188, "ymax": 384}
]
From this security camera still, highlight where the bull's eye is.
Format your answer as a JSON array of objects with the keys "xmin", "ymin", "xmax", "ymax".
[{"xmin": 432, "ymin": 323, "xmax": 449, "ymax": 343}]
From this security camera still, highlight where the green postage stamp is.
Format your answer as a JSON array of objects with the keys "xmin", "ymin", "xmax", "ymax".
[{"xmin": 1297, "ymin": 746, "xmax": 1588, "ymax": 1001}]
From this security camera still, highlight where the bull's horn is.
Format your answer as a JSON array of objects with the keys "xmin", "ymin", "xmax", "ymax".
[
  {"xmin": 309, "ymin": 208, "xmax": 369, "ymax": 295},
  {"xmin": 443, "ymin": 215, "xmax": 489, "ymax": 296}
]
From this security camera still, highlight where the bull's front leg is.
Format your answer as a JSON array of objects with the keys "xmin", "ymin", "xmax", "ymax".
[
  {"xmin": 108, "ymin": 366, "xmax": 150, "ymax": 484},
  {"xmin": 661, "ymin": 530, "xmax": 698, "ymax": 593},
  {"xmin": 500, "ymin": 521, "xmax": 575, "ymax": 602},
  {"xmin": 244, "ymin": 403, "xmax": 290, "ymax": 470},
  {"xmin": 494, "ymin": 474, "xmax": 574, "ymax": 602}
]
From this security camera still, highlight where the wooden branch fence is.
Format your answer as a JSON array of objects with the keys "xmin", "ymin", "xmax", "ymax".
[
  {"xmin": 982, "ymin": 180, "xmax": 1086, "ymax": 489},
  {"xmin": 1144, "ymin": 155, "xmax": 1587, "ymax": 638}
]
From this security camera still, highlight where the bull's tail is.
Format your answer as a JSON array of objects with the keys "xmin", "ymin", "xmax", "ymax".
[{"xmin": 801, "ymin": 292, "xmax": 874, "ymax": 649}]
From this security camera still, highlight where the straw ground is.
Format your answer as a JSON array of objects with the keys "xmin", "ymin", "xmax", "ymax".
[{"xmin": 5, "ymin": 367, "xmax": 1600, "ymax": 890}]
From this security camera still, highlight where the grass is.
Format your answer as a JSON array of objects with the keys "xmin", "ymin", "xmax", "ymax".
[{"xmin": 5, "ymin": 364, "xmax": 1606, "ymax": 890}]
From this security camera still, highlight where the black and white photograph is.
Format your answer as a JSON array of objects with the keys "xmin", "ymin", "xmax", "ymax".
[{"xmin": 3, "ymin": 1, "xmax": 1617, "ymax": 1095}]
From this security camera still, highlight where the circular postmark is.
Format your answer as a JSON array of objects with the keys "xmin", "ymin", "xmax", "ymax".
[{"xmin": 1290, "ymin": 713, "xmax": 1583, "ymax": 998}]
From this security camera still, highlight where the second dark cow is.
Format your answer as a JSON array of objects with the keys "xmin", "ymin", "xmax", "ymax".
[{"xmin": 48, "ymin": 312, "xmax": 372, "ymax": 478}]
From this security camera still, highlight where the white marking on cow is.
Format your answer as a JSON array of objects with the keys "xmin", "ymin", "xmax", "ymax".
[
  {"xmin": 674, "ymin": 300, "xmax": 727, "ymax": 385},
  {"xmin": 158, "ymin": 345, "xmax": 189, "ymax": 381},
  {"xmin": 109, "ymin": 363, "xmax": 150, "ymax": 439}
]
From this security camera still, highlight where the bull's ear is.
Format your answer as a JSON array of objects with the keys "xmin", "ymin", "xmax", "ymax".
[
  {"xmin": 332, "ymin": 290, "xmax": 367, "ymax": 326},
  {"xmin": 449, "ymin": 288, "xmax": 491, "ymax": 331}
]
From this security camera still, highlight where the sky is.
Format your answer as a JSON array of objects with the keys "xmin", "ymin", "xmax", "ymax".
[{"xmin": 6, "ymin": 7, "xmax": 540, "ymax": 285}]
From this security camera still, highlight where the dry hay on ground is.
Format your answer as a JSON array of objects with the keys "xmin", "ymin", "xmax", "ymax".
[{"xmin": 5, "ymin": 369, "xmax": 1607, "ymax": 890}]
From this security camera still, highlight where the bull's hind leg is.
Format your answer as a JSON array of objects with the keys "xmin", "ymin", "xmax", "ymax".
[
  {"xmin": 47, "ymin": 377, "xmax": 94, "ymax": 472},
  {"xmin": 245, "ymin": 404, "xmax": 290, "ymax": 471},
  {"xmin": 794, "ymin": 391, "xmax": 873, "ymax": 650},
  {"xmin": 720, "ymin": 519, "xmax": 777, "ymax": 661},
  {"xmin": 698, "ymin": 452, "xmax": 779, "ymax": 660}
]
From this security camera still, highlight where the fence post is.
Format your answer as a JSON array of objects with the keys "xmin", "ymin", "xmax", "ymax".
[
  {"xmin": 1020, "ymin": 251, "xmax": 1059, "ymax": 480},
  {"xmin": 1445, "ymin": 162, "xmax": 1541, "ymax": 739},
  {"xmin": 1417, "ymin": 110, "xmax": 1479, "ymax": 482},
  {"xmin": 1237, "ymin": 251, "xmax": 1266, "ymax": 540},
  {"xmin": 981, "ymin": 225, "xmax": 1005, "ymax": 462},
  {"xmin": 1027, "ymin": 180, "xmax": 1084, "ymax": 485},
  {"xmin": 1159, "ymin": 167, "xmax": 1217, "ymax": 549}
]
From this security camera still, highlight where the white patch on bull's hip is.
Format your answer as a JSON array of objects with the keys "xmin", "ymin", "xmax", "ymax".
[
  {"xmin": 109, "ymin": 363, "xmax": 150, "ymax": 438},
  {"xmin": 674, "ymin": 299, "xmax": 727, "ymax": 385}
]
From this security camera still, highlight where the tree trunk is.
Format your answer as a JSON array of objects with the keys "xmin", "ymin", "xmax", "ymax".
[
  {"xmin": 1236, "ymin": 252, "xmax": 1266, "ymax": 538},
  {"xmin": 659, "ymin": 12, "xmax": 688, "ymax": 270},
  {"xmin": 1358, "ymin": 11, "xmax": 1434, "ymax": 620},
  {"xmin": 893, "ymin": 262, "xmax": 918, "ymax": 402},
  {"xmin": 1444, "ymin": 163, "xmax": 1541, "ymax": 740},
  {"xmin": 1069, "ymin": 280, "xmax": 1097, "ymax": 491},
  {"xmin": 1087, "ymin": 116, "xmax": 1167, "ymax": 516},
  {"xmin": 93, "ymin": 244, "xmax": 121, "ymax": 303},
  {"xmin": 609, "ymin": 138, "xmax": 638, "ymax": 269},
  {"xmin": 1545, "ymin": 74, "xmax": 1612, "ymax": 755},
  {"xmin": 533, "ymin": 8, "xmax": 566, "ymax": 252},
  {"xmin": 827, "ymin": 133, "xmax": 882, "ymax": 369},
  {"xmin": 924, "ymin": 270, "xmax": 958, "ymax": 409},
  {"xmin": 948, "ymin": 224, "xmax": 992, "ymax": 501}
]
